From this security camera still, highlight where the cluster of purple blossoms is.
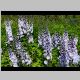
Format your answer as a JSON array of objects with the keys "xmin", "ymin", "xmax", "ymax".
[
  {"xmin": 39, "ymin": 29, "xmax": 80, "ymax": 66},
  {"xmin": 8, "ymin": 47, "xmax": 18, "ymax": 67},
  {"xmin": 18, "ymin": 16, "xmax": 27, "ymax": 37},
  {"xmin": 15, "ymin": 36, "xmax": 32, "ymax": 65},
  {"xmin": 5, "ymin": 19, "xmax": 32, "ymax": 67},
  {"xmin": 52, "ymin": 33, "xmax": 61, "ymax": 49},
  {"xmin": 38, "ymin": 29, "xmax": 52, "ymax": 65},
  {"xmin": 59, "ymin": 31, "xmax": 70, "ymax": 67},
  {"xmin": 5, "ymin": 20, "xmax": 18, "ymax": 67},
  {"xmin": 4, "ymin": 17, "xmax": 80, "ymax": 67},
  {"xmin": 18, "ymin": 16, "xmax": 34, "ymax": 43},
  {"xmin": 5, "ymin": 20, "xmax": 13, "ymax": 43},
  {"xmin": 68, "ymin": 36, "xmax": 80, "ymax": 64},
  {"xmin": 59, "ymin": 31, "xmax": 80, "ymax": 67}
]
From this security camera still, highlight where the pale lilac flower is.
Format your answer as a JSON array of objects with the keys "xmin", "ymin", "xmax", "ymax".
[
  {"xmin": 5, "ymin": 20, "xmax": 13, "ymax": 43},
  {"xmin": 15, "ymin": 36, "xmax": 32, "ymax": 65},
  {"xmin": 59, "ymin": 31, "xmax": 80, "ymax": 67},
  {"xmin": 68, "ymin": 37, "xmax": 80, "ymax": 64},
  {"xmin": 8, "ymin": 48, "xmax": 18, "ymax": 67},
  {"xmin": 18, "ymin": 17, "xmax": 27, "ymax": 38},
  {"xmin": 38, "ymin": 28, "xmax": 52, "ymax": 65},
  {"xmin": 52, "ymin": 33, "xmax": 61, "ymax": 49},
  {"xmin": 59, "ymin": 31, "xmax": 70, "ymax": 67}
]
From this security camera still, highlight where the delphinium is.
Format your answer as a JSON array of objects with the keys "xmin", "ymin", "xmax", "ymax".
[
  {"xmin": 68, "ymin": 36, "xmax": 80, "ymax": 64},
  {"xmin": 5, "ymin": 20, "xmax": 13, "ymax": 43},
  {"xmin": 52, "ymin": 33, "xmax": 61, "ymax": 49},
  {"xmin": 8, "ymin": 47, "xmax": 18, "ymax": 67},
  {"xmin": 18, "ymin": 16, "xmax": 34, "ymax": 43},
  {"xmin": 5, "ymin": 20, "xmax": 18, "ymax": 67},
  {"xmin": 38, "ymin": 28, "xmax": 52, "ymax": 65},
  {"xmin": 59, "ymin": 31, "xmax": 80, "ymax": 67},
  {"xmin": 59, "ymin": 31, "xmax": 70, "ymax": 67},
  {"xmin": 18, "ymin": 16, "xmax": 27, "ymax": 38},
  {"xmin": 15, "ymin": 33, "xmax": 32, "ymax": 65}
]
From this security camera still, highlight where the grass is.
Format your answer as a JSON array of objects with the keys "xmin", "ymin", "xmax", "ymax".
[{"xmin": 1, "ymin": 15, "xmax": 80, "ymax": 67}]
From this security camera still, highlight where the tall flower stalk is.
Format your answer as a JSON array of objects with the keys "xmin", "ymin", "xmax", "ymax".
[
  {"xmin": 5, "ymin": 20, "xmax": 13, "ymax": 43},
  {"xmin": 38, "ymin": 28, "xmax": 52, "ymax": 65},
  {"xmin": 18, "ymin": 16, "xmax": 34, "ymax": 43},
  {"xmin": 59, "ymin": 31, "xmax": 80, "ymax": 67},
  {"xmin": 8, "ymin": 47, "xmax": 18, "ymax": 67},
  {"xmin": 68, "ymin": 36, "xmax": 80, "ymax": 64},
  {"xmin": 15, "ymin": 33, "xmax": 32, "ymax": 65},
  {"xmin": 18, "ymin": 16, "xmax": 27, "ymax": 38},
  {"xmin": 59, "ymin": 31, "xmax": 71, "ymax": 67},
  {"xmin": 5, "ymin": 20, "xmax": 18, "ymax": 67}
]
